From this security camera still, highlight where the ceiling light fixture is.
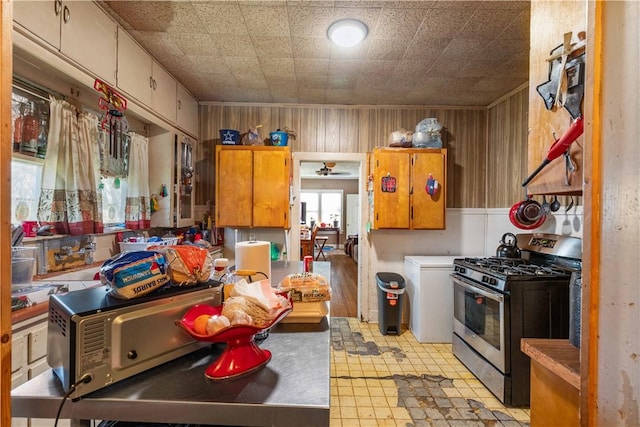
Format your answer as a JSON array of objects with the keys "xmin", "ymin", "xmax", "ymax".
[{"xmin": 327, "ymin": 19, "xmax": 368, "ymax": 48}]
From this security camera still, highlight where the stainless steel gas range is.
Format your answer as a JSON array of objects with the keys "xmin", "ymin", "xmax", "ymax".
[{"xmin": 451, "ymin": 233, "xmax": 582, "ymax": 407}]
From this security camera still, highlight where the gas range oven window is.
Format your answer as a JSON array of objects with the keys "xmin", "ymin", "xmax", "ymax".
[{"xmin": 454, "ymin": 286, "xmax": 502, "ymax": 350}]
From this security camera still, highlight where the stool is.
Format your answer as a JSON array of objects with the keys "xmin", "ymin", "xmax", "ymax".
[{"xmin": 314, "ymin": 236, "xmax": 329, "ymax": 260}]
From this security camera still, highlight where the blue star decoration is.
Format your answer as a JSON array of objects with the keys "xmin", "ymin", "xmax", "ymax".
[{"xmin": 222, "ymin": 131, "xmax": 236, "ymax": 142}]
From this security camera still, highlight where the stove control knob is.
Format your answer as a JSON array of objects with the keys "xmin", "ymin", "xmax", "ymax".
[
  {"xmin": 455, "ymin": 266, "xmax": 466, "ymax": 274},
  {"xmin": 482, "ymin": 276, "xmax": 488, "ymax": 283},
  {"xmin": 490, "ymin": 278, "xmax": 497, "ymax": 286}
]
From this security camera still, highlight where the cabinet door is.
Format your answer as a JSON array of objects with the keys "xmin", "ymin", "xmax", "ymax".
[
  {"xmin": 177, "ymin": 84, "xmax": 199, "ymax": 137},
  {"xmin": 253, "ymin": 150, "xmax": 290, "ymax": 228},
  {"xmin": 216, "ymin": 148, "xmax": 253, "ymax": 227},
  {"xmin": 13, "ymin": 0, "xmax": 61, "ymax": 49},
  {"xmin": 60, "ymin": 1, "xmax": 117, "ymax": 85},
  {"xmin": 149, "ymin": 130, "xmax": 175, "ymax": 228},
  {"xmin": 117, "ymin": 27, "xmax": 152, "ymax": 106},
  {"xmin": 411, "ymin": 151, "xmax": 447, "ymax": 229},
  {"xmin": 152, "ymin": 61, "xmax": 177, "ymax": 122},
  {"xmin": 372, "ymin": 150, "xmax": 410, "ymax": 229}
]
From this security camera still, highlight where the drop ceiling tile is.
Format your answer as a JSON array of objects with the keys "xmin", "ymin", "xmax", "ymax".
[
  {"xmin": 192, "ymin": 3, "xmax": 249, "ymax": 35},
  {"xmin": 252, "ymin": 36, "xmax": 294, "ymax": 58},
  {"xmin": 462, "ymin": 8, "xmax": 523, "ymax": 39},
  {"xmin": 327, "ymin": 74, "xmax": 358, "ymax": 90},
  {"xmin": 103, "ymin": 0, "xmax": 533, "ymax": 106},
  {"xmin": 292, "ymin": 37, "xmax": 331, "ymax": 59},
  {"xmin": 325, "ymin": 89, "xmax": 358, "ymax": 104},
  {"xmin": 288, "ymin": 6, "xmax": 335, "ymax": 37},
  {"xmin": 213, "ymin": 34, "xmax": 257, "ymax": 57},
  {"xmin": 164, "ymin": 3, "xmax": 209, "ymax": 34},
  {"xmin": 441, "ymin": 38, "xmax": 488, "ymax": 61},
  {"xmin": 358, "ymin": 60, "xmax": 397, "ymax": 84},
  {"xmin": 404, "ymin": 36, "xmax": 450, "ymax": 61},
  {"xmin": 366, "ymin": 38, "xmax": 407, "ymax": 61},
  {"xmin": 173, "ymin": 33, "xmax": 220, "ymax": 56},
  {"xmin": 295, "ymin": 58, "xmax": 330, "ymax": 77},
  {"xmin": 374, "ymin": 7, "xmax": 427, "ymax": 39},
  {"xmin": 298, "ymin": 88, "xmax": 327, "ymax": 103},
  {"xmin": 131, "ymin": 31, "xmax": 184, "ymax": 58},
  {"xmin": 419, "ymin": 8, "xmax": 474, "ymax": 38},
  {"xmin": 187, "ymin": 55, "xmax": 232, "ymax": 77},
  {"xmin": 260, "ymin": 57, "xmax": 296, "ymax": 77},
  {"xmin": 241, "ymin": 5, "xmax": 290, "ymax": 36},
  {"xmin": 297, "ymin": 75, "xmax": 328, "ymax": 90},
  {"xmin": 225, "ymin": 57, "xmax": 263, "ymax": 74}
]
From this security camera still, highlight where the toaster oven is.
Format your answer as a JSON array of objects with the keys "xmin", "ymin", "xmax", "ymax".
[{"xmin": 47, "ymin": 281, "xmax": 223, "ymax": 399}]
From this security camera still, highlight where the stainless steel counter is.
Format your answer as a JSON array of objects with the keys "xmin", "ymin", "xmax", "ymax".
[{"xmin": 11, "ymin": 261, "xmax": 331, "ymax": 426}]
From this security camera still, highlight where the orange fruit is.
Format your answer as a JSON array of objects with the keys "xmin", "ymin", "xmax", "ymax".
[{"xmin": 193, "ymin": 314, "xmax": 210, "ymax": 335}]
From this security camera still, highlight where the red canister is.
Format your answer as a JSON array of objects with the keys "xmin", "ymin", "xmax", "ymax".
[{"xmin": 303, "ymin": 255, "xmax": 313, "ymax": 272}]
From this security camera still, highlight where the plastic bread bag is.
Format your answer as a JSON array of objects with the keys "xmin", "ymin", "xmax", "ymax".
[
  {"xmin": 99, "ymin": 250, "xmax": 170, "ymax": 299},
  {"xmin": 278, "ymin": 273, "xmax": 331, "ymax": 302},
  {"xmin": 147, "ymin": 245, "xmax": 212, "ymax": 286}
]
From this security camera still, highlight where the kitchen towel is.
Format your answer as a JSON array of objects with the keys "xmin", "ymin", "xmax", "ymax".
[{"xmin": 235, "ymin": 240, "xmax": 271, "ymax": 282}]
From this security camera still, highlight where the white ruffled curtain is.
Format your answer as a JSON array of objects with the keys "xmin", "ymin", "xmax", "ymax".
[
  {"xmin": 124, "ymin": 132, "xmax": 151, "ymax": 229},
  {"xmin": 38, "ymin": 97, "xmax": 103, "ymax": 235}
]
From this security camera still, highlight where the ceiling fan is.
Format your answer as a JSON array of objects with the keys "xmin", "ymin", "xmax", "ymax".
[{"xmin": 315, "ymin": 162, "xmax": 348, "ymax": 176}]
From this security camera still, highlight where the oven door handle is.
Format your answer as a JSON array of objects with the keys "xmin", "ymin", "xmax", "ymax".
[{"xmin": 451, "ymin": 274, "xmax": 505, "ymax": 303}]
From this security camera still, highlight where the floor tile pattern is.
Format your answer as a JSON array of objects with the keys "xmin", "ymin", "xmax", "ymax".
[{"xmin": 330, "ymin": 318, "xmax": 530, "ymax": 427}]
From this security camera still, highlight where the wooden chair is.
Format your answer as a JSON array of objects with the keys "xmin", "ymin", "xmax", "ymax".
[{"xmin": 314, "ymin": 228, "xmax": 329, "ymax": 261}]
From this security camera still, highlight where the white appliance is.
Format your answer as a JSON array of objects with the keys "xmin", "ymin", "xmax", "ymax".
[{"xmin": 403, "ymin": 256, "xmax": 460, "ymax": 343}]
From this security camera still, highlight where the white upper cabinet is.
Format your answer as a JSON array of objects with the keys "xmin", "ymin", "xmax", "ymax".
[
  {"xmin": 116, "ymin": 28, "xmax": 177, "ymax": 123},
  {"xmin": 177, "ymin": 84, "xmax": 199, "ymax": 137},
  {"xmin": 116, "ymin": 28, "xmax": 152, "ymax": 106},
  {"xmin": 151, "ymin": 61, "xmax": 177, "ymax": 123},
  {"xmin": 13, "ymin": 1, "xmax": 117, "ymax": 85}
]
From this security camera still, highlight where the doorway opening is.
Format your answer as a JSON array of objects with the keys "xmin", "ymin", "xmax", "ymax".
[{"xmin": 292, "ymin": 152, "xmax": 366, "ymax": 319}]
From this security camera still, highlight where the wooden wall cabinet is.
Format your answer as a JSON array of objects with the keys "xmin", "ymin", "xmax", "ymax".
[
  {"xmin": 526, "ymin": 1, "xmax": 586, "ymax": 195},
  {"xmin": 370, "ymin": 147, "xmax": 447, "ymax": 230},
  {"xmin": 215, "ymin": 145, "xmax": 291, "ymax": 229},
  {"xmin": 13, "ymin": 0, "xmax": 117, "ymax": 85}
]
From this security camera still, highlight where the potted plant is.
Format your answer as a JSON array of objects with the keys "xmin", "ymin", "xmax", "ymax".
[{"xmin": 330, "ymin": 214, "xmax": 339, "ymax": 228}]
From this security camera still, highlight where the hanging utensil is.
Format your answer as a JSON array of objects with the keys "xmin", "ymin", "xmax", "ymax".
[
  {"xmin": 541, "ymin": 195, "xmax": 550, "ymax": 214},
  {"xmin": 522, "ymin": 116, "xmax": 584, "ymax": 187},
  {"xmin": 550, "ymin": 195, "xmax": 561, "ymax": 212}
]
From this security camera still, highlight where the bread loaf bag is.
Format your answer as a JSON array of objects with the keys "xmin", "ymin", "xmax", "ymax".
[
  {"xmin": 148, "ymin": 245, "xmax": 212, "ymax": 285},
  {"xmin": 100, "ymin": 251, "xmax": 170, "ymax": 299}
]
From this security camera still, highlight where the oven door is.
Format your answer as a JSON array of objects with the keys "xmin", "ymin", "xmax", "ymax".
[{"xmin": 452, "ymin": 274, "xmax": 508, "ymax": 373}]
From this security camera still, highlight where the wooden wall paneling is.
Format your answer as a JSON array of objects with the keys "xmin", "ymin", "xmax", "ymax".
[
  {"xmin": 340, "ymin": 108, "xmax": 359, "ymax": 153},
  {"xmin": 527, "ymin": 0, "xmax": 586, "ymax": 195},
  {"xmin": 299, "ymin": 107, "xmax": 319, "ymax": 152},
  {"xmin": 325, "ymin": 107, "xmax": 341, "ymax": 152},
  {"xmin": 487, "ymin": 87, "xmax": 529, "ymax": 208},
  {"xmin": 197, "ymin": 105, "xmax": 223, "ymax": 206},
  {"xmin": 197, "ymin": 102, "xmax": 524, "ymax": 209},
  {"xmin": 357, "ymin": 109, "xmax": 372, "ymax": 153},
  {"xmin": 442, "ymin": 109, "xmax": 487, "ymax": 208}
]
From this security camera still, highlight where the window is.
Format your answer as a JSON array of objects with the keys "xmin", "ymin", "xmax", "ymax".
[
  {"xmin": 300, "ymin": 190, "xmax": 342, "ymax": 228},
  {"xmin": 101, "ymin": 176, "xmax": 128, "ymax": 227},
  {"xmin": 11, "ymin": 159, "xmax": 43, "ymax": 223}
]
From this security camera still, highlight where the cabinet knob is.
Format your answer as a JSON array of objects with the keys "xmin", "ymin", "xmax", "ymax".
[{"xmin": 54, "ymin": 0, "xmax": 62, "ymax": 16}]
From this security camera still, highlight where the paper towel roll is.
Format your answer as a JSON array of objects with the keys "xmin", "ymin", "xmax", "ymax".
[{"xmin": 235, "ymin": 240, "xmax": 271, "ymax": 281}]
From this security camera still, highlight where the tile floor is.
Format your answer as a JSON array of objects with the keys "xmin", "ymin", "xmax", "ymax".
[{"xmin": 329, "ymin": 318, "xmax": 531, "ymax": 427}]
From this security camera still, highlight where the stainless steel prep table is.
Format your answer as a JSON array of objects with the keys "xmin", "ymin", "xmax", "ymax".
[{"xmin": 12, "ymin": 261, "xmax": 331, "ymax": 426}]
